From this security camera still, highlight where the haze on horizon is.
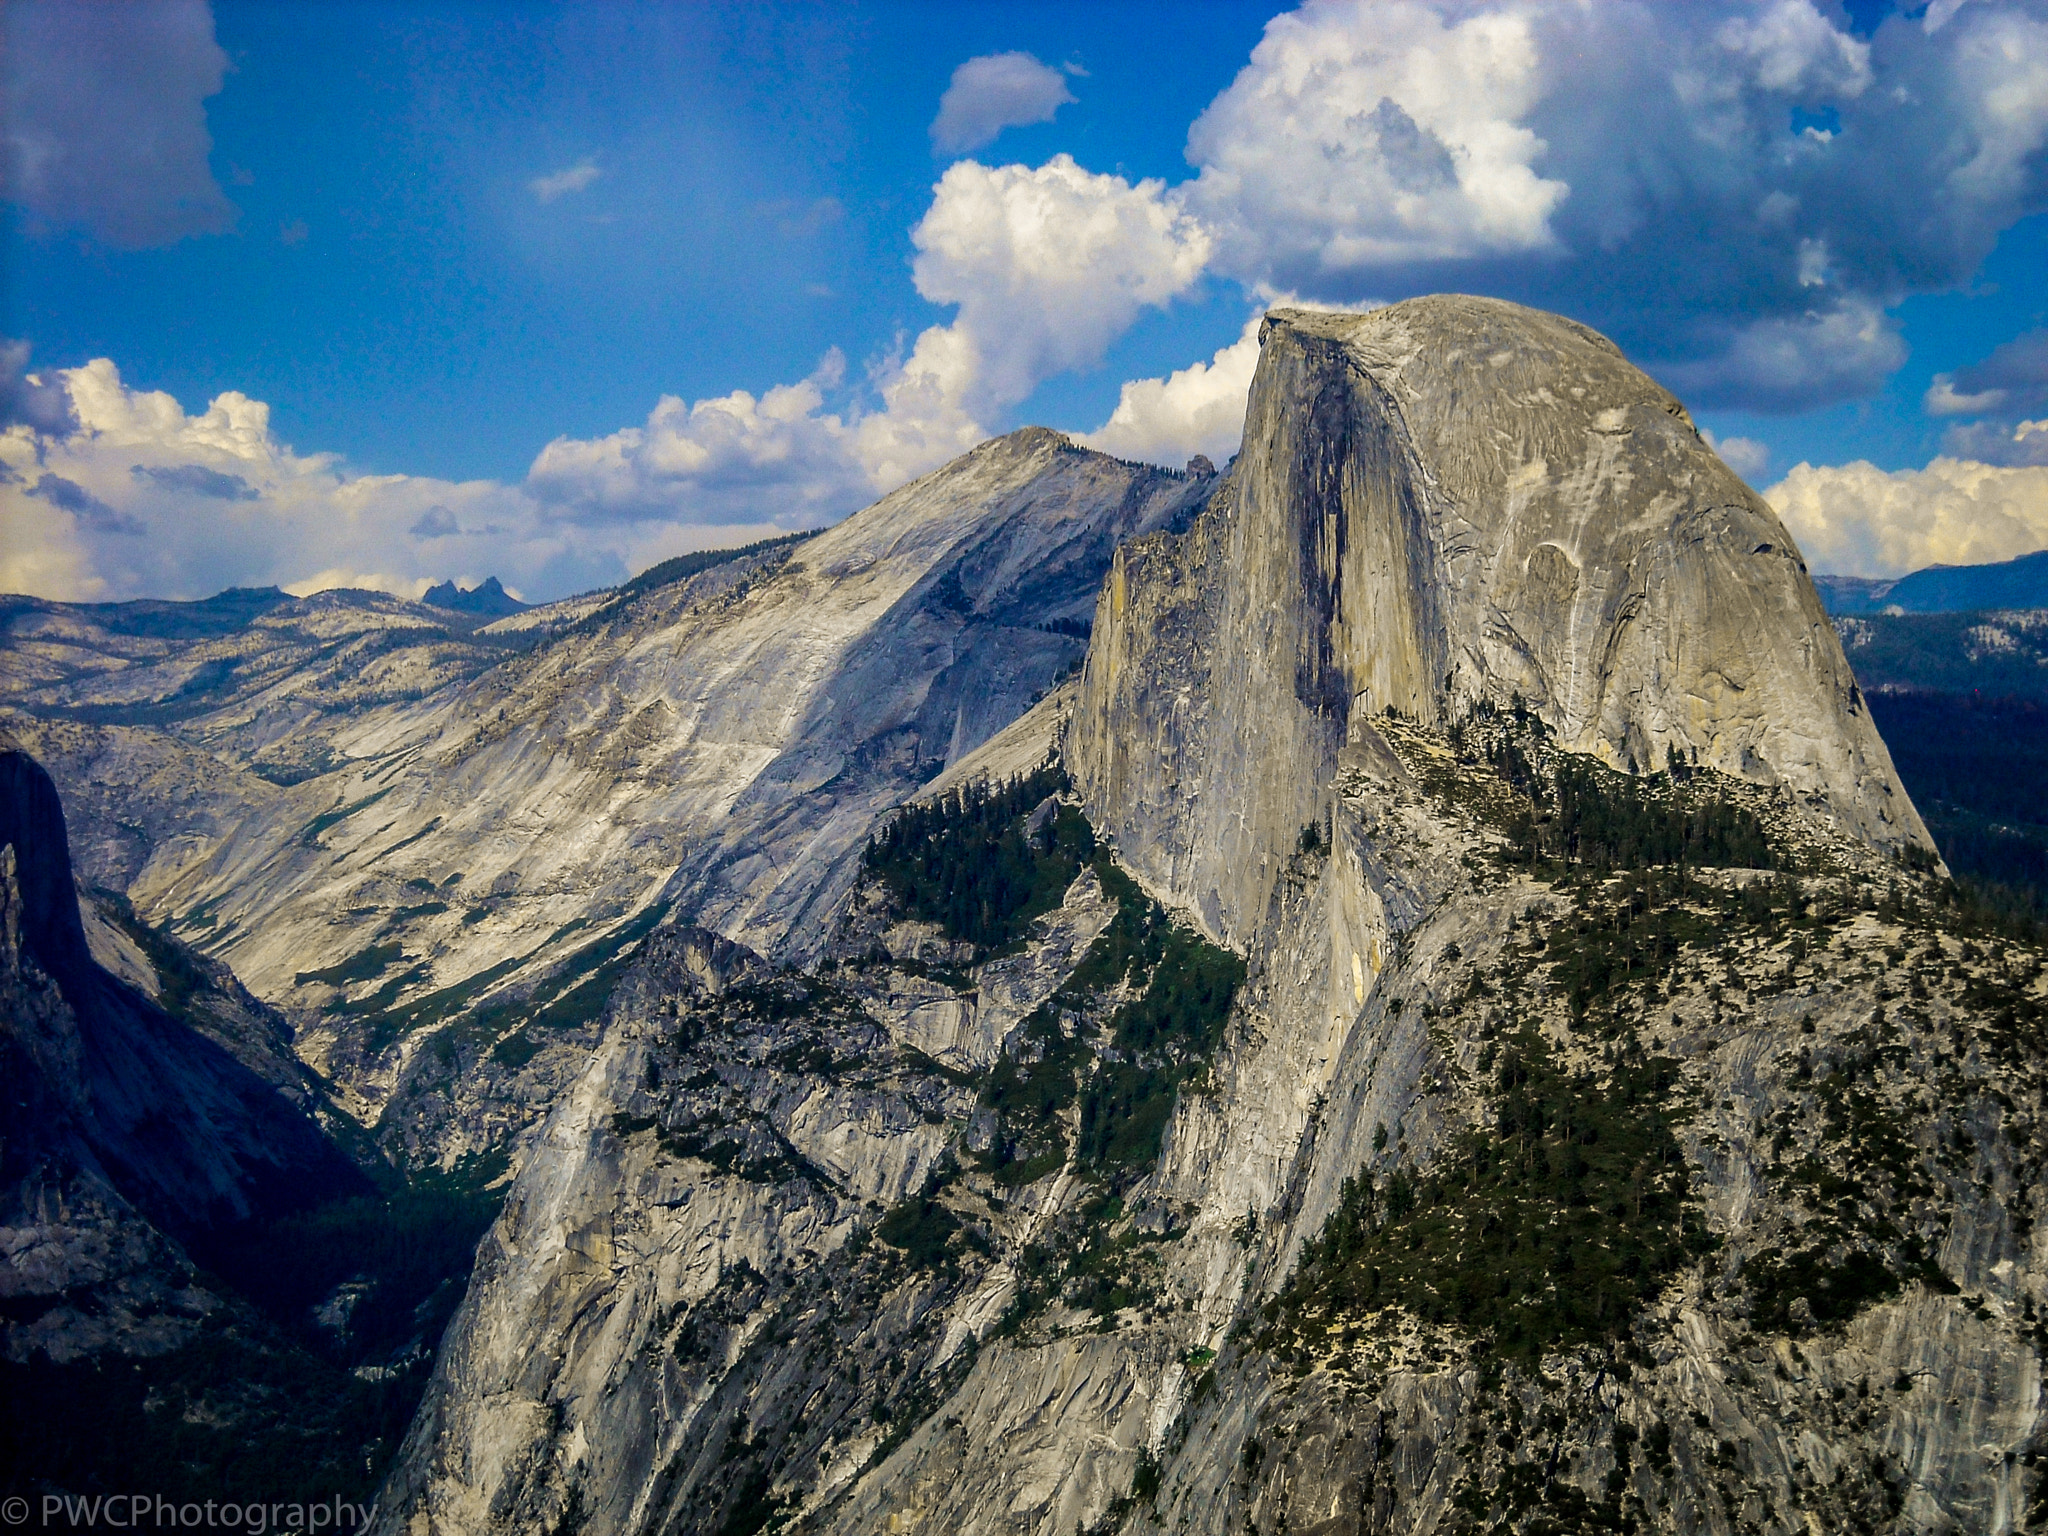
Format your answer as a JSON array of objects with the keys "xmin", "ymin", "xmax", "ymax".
[{"xmin": 5, "ymin": 0, "xmax": 2048, "ymax": 606}]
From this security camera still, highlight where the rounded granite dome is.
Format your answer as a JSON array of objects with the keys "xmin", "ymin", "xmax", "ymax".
[{"xmin": 1072, "ymin": 294, "xmax": 1930, "ymax": 947}]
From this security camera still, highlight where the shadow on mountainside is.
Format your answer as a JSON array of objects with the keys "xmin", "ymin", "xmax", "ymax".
[{"xmin": 0, "ymin": 743, "xmax": 503, "ymax": 1515}]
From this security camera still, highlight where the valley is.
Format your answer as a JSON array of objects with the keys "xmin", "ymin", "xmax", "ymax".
[{"xmin": 3, "ymin": 296, "xmax": 2046, "ymax": 1535}]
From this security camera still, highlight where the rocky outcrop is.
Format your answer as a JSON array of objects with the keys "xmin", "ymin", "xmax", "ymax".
[
  {"xmin": 364, "ymin": 300, "xmax": 2045, "ymax": 1536},
  {"xmin": 424, "ymin": 577, "xmax": 526, "ymax": 617},
  {"xmin": 1069, "ymin": 296, "xmax": 1931, "ymax": 950},
  {"xmin": 8, "ymin": 300, "xmax": 2036, "ymax": 1535},
  {"xmin": 5, "ymin": 432, "xmax": 1211, "ymax": 1184},
  {"xmin": 373, "ymin": 735, "xmax": 2048, "ymax": 1535},
  {"xmin": 0, "ymin": 743, "xmax": 365, "ymax": 1365}
]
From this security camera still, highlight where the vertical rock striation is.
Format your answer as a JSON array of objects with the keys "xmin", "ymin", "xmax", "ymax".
[
  {"xmin": 1069, "ymin": 296, "xmax": 1929, "ymax": 951},
  {"xmin": 83, "ymin": 297, "xmax": 2029, "ymax": 1536}
]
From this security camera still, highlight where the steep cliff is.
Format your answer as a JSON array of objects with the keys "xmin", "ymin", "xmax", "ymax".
[
  {"xmin": 0, "ymin": 742, "xmax": 522, "ymax": 1510},
  {"xmin": 0, "ymin": 744, "xmax": 364, "ymax": 1267},
  {"xmin": 5, "ymin": 299, "xmax": 2036, "ymax": 1534},
  {"xmin": 368, "ymin": 300, "xmax": 2042, "ymax": 1536},
  {"xmin": 1069, "ymin": 297, "xmax": 1930, "ymax": 951},
  {"xmin": 6, "ymin": 431, "xmax": 1211, "ymax": 1183}
]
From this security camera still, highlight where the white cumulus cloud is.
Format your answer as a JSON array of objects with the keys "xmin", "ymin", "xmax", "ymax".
[
  {"xmin": 1660, "ymin": 299, "xmax": 1907, "ymax": 414},
  {"xmin": 1926, "ymin": 375, "xmax": 2010, "ymax": 417},
  {"xmin": 930, "ymin": 52, "xmax": 1075, "ymax": 155},
  {"xmin": 1765, "ymin": 456, "xmax": 2048, "ymax": 578},
  {"xmin": 526, "ymin": 354, "xmax": 872, "ymax": 524},
  {"xmin": 22, "ymin": 1, "xmax": 2048, "ymax": 607},
  {"xmin": 1078, "ymin": 315, "xmax": 1264, "ymax": 469},
  {"xmin": 1922, "ymin": 326, "xmax": 2048, "ymax": 463},
  {"xmin": 908, "ymin": 154, "xmax": 1213, "ymax": 418},
  {"xmin": 0, "ymin": 358, "xmax": 802, "ymax": 604},
  {"xmin": 1941, "ymin": 417, "xmax": 2048, "ymax": 468},
  {"xmin": 1700, "ymin": 428, "xmax": 1772, "ymax": 483},
  {"xmin": 532, "ymin": 155, "xmax": 1214, "ymax": 517},
  {"xmin": 1184, "ymin": 0, "xmax": 1564, "ymax": 273},
  {"xmin": 1171, "ymin": 0, "xmax": 2048, "ymax": 414},
  {"xmin": 0, "ymin": 144, "xmax": 1228, "ymax": 606},
  {"xmin": 1714, "ymin": 0, "xmax": 1871, "ymax": 97}
]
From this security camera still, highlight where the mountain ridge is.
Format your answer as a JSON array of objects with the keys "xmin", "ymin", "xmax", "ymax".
[
  {"xmin": 423, "ymin": 576, "xmax": 528, "ymax": 617},
  {"xmin": 1817, "ymin": 547, "xmax": 2048, "ymax": 615},
  {"xmin": 5, "ymin": 299, "xmax": 2045, "ymax": 1535},
  {"xmin": 5, "ymin": 428, "xmax": 1214, "ymax": 1192},
  {"xmin": 358, "ymin": 298, "xmax": 2045, "ymax": 1536}
]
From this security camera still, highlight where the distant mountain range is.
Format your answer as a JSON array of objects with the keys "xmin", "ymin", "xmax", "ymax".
[
  {"xmin": 1832, "ymin": 605, "xmax": 2048, "ymax": 926},
  {"xmin": 1815, "ymin": 546, "xmax": 2048, "ymax": 613},
  {"xmin": 7, "ymin": 298, "xmax": 2048, "ymax": 1534},
  {"xmin": 421, "ymin": 575, "xmax": 526, "ymax": 616},
  {"xmin": 1832, "ymin": 607, "xmax": 2048, "ymax": 699}
]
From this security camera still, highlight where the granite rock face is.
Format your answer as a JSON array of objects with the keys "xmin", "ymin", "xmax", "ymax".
[
  {"xmin": 1069, "ymin": 296, "xmax": 1931, "ymax": 950},
  {"xmin": 166, "ymin": 427, "xmax": 1202, "ymax": 997},
  {"xmin": 0, "ymin": 744, "xmax": 364, "ymax": 1365},
  {"xmin": 3, "ymin": 431, "xmax": 1210, "ymax": 1181},
  {"xmin": 366, "ymin": 301, "xmax": 2047, "ymax": 1536},
  {"xmin": 7, "ymin": 300, "xmax": 2036, "ymax": 1534}
]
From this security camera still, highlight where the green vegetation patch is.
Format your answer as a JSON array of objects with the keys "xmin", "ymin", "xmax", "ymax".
[
  {"xmin": 875, "ymin": 1191, "xmax": 962, "ymax": 1267},
  {"xmin": 1476, "ymin": 863, "xmax": 1832, "ymax": 1031},
  {"xmin": 1864, "ymin": 690, "xmax": 2048, "ymax": 937},
  {"xmin": 612, "ymin": 1100, "xmax": 835, "ymax": 1191},
  {"xmin": 1515, "ymin": 755, "xmax": 1776, "ymax": 872},
  {"xmin": 1536, "ymin": 869, "xmax": 1820, "ymax": 1021},
  {"xmin": 862, "ymin": 764, "xmax": 1244, "ymax": 1184},
  {"xmin": 1001, "ymin": 1191, "xmax": 1177, "ymax": 1327},
  {"xmin": 1421, "ymin": 701, "xmax": 1779, "ymax": 874},
  {"xmin": 1962, "ymin": 954, "xmax": 2048, "ymax": 1066},
  {"xmin": 203, "ymin": 1173, "xmax": 502, "ymax": 1371},
  {"xmin": 248, "ymin": 743, "xmax": 343, "ymax": 787},
  {"xmin": 0, "ymin": 1314, "xmax": 418, "ymax": 1515},
  {"xmin": 1075, "ymin": 862, "xmax": 1245, "ymax": 1175},
  {"xmin": 95, "ymin": 891, "xmax": 220, "ymax": 1028},
  {"xmin": 1747, "ymin": 1024, "xmax": 1957, "ymax": 1329},
  {"xmin": 326, "ymin": 962, "xmax": 431, "ymax": 1019},
  {"xmin": 1746, "ymin": 1244, "xmax": 1927, "ymax": 1331},
  {"xmin": 518, "ymin": 902, "xmax": 671, "ymax": 1032},
  {"xmin": 972, "ymin": 853, "xmax": 1245, "ymax": 1186},
  {"xmin": 650, "ymin": 1126, "xmax": 808, "ymax": 1186},
  {"xmin": 712, "ymin": 1467, "xmax": 786, "ymax": 1536},
  {"xmin": 978, "ymin": 1005, "xmax": 1091, "ymax": 1179},
  {"xmin": 863, "ymin": 762, "xmax": 1093, "ymax": 956},
  {"xmin": 1276, "ymin": 1033, "xmax": 1709, "ymax": 1361},
  {"xmin": 716, "ymin": 972, "xmax": 873, "ymax": 1033},
  {"xmin": 619, "ymin": 530, "xmax": 812, "ymax": 602},
  {"xmin": 359, "ymin": 901, "xmax": 670, "ymax": 1054},
  {"xmin": 369, "ymin": 817, "xmax": 443, "ymax": 864}
]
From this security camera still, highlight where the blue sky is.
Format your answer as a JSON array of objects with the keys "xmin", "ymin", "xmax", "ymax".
[
  {"xmin": 6, "ymin": 0, "xmax": 2048, "ymax": 602},
  {"xmin": 8, "ymin": 2, "xmax": 1274, "ymax": 481}
]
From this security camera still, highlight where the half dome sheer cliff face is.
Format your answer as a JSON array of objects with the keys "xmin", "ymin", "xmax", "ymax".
[
  {"xmin": 11, "ymin": 301, "xmax": 2037, "ymax": 1533},
  {"xmin": 361, "ymin": 299, "xmax": 2048, "ymax": 1536},
  {"xmin": 1071, "ymin": 296, "xmax": 1930, "ymax": 951}
]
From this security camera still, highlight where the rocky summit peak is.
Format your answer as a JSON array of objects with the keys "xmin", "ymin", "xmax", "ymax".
[
  {"xmin": 423, "ymin": 574, "xmax": 526, "ymax": 616},
  {"xmin": 13, "ymin": 297, "xmax": 2033, "ymax": 1536},
  {"xmin": 1072, "ymin": 296, "xmax": 1929, "ymax": 946}
]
